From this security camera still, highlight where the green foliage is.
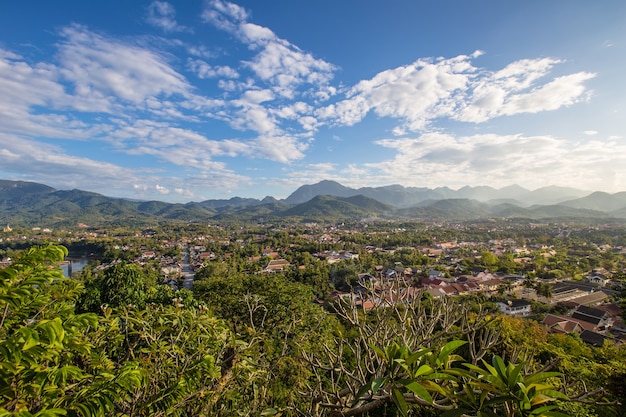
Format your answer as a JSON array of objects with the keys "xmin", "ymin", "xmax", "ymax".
[
  {"xmin": 337, "ymin": 338, "xmax": 569, "ymax": 417},
  {"xmin": 193, "ymin": 273, "xmax": 340, "ymax": 411},
  {"xmin": 0, "ymin": 245, "xmax": 143, "ymax": 416},
  {"xmin": 449, "ymin": 355, "xmax": 568, "ymax": 417},
  {"xmin": 77, "ymin": 262, "xmax": 154, "ymax": 312},
  {"xmin": 95, "ymin": 303, "xmax": 260, "ymax": 416}
]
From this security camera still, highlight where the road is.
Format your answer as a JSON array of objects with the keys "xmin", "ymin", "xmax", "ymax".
[{"xmin": 181, "ymin": 245, "xmax": 194, "ymax": 290}]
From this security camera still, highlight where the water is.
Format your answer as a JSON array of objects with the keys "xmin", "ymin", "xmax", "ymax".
[{"xmin": 61, "ymin": 258, "xmax": 90, "ymax": 277}]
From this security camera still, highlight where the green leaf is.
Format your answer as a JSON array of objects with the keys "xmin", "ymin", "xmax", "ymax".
[
  {"xmin": 438, "ymin": 340, "xmax": 467, "ymax": 365},
  {"xmin": 491, "ymin": 355, "xmax": 507, "ymax": 381},
  {"xmin": 352, "ymin": 381, "xmax": 372, "ymax": 406},
  {"xmin": 34, "ymin": 408, "xmax": 68, "ymax": 416},
  {"xmin": 371, "ymin": 377, "xmax": 386, "ymax": 395},
  {"xmin": 406, "ymin": 348, "xmax": 430, "ymax": 366},
  {"xmin": 391, "ymin": 387, "xmax": 408, "ymax": 417},
  {"xmin": 401, "ymin": 380, "xmax": 433, "ymax": 403},
  {"xmin": 524, "ymin": 372, "xmax": 562, "ymax": 385},
  {"xmin": 413, "ymin": 364, "xmax": 433, "ymax": 378},
  {"xmin": 508, "ymin": 362, "xmax": 524, "ymax": 389},
  {"xmin": 372, "ymin": 345, "xmax": 386, "ymax": 360}
]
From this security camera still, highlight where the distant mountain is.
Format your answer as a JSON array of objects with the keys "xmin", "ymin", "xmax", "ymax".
[
  {"xmin": 285, "ymin": 181, "xmax": 590, "ymax": 208},
  {"xmin": 0, "ymin": 179, "xmax": 56, "ymax": 201},
  {"xmin": 529, "ymin": 204, "xmax": 609, "ymax": 219},
  {"xmin": 396, "ymin": 198, "xmax": 615, "ymax": 222},
  {"xmin": 198, "ymin": 196, "xmax": 263, "ymax": 210},
  {"xmin": 490, "ymin": 203, "xmax": 533, "ymax": 218},
  {"xmin": 281, "ymin": 194, "xmax": 393, "ymax": 221},
  {"xmin": 558, "ymin": 191, "xmax": 626, "ymax": 212},
  {"xmin": 213, "ymin": 200, "xmax": 290, "ymax": 222},
  {"xmin": 284, "ymin": 180, "xmax": 355, "ymax": 204},
  {"xmin": 524, "ymin": 186, "xmax": 590, "ymax": 206},
  {"xmin": 1, "ymin": 179, "xmax": 624, "ymax": 228}
]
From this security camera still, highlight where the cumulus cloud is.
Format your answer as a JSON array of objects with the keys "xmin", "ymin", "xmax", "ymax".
[
  {"xmin": 0, "ymin": 48, "xmax": 114, "ymax": 140},
  {"xmin": 318, "ymin": 53, "xmax": 595, "ymax": 131},
  {"xmin": 202, "ymin": 0, "xmax": 337, "ymax": 98},
  {"xmin": 251, "ymin": 135, "xmax": 308, "ymax": 163},
  {"xmin": 145, "ymin": 1, "xmax": 188, "ymax": 33},
  {"xmin": 0, "ymin": 2, "xmax": 606, "ymax": 201},
  {"xmin": 188, "ymin": 58, "xmax": 239, "ymax": 79}
]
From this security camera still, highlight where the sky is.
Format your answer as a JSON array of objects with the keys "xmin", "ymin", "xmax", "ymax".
[{"xmin": 1, "ymin": 1, "xmax": 625, "ymax": 202}]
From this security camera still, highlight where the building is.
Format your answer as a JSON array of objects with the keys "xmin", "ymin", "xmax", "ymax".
[{"xmin": 497, "ymin": 299, "xmax": 532, "ymax": 317}]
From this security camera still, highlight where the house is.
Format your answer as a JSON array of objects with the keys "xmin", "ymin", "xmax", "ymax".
[
  {"xmin": 264, "ymin": 259, "xmax": 291, "ymax": 273},
  {"xmin": 561, "ymin": 290, "xmax": 609, "ymax": 307},
  {"xmin": 479, "ymin": 278, "xmax": 503, "ymax": 292},
  {"xmin": 542, "ymin": 314, "xmax": 585, "ymax": 334},
  {"xmin": 425, "ymin": 287, "xmax": 444, "ymax": 299},
  {"xmin": 262, "ymin": 248, "xmax": 277, "ymax": 258},
  {"xmin": 428, "ymin": 270, "xmax": 443, "ymax": 279},
  {"xmin": 438, "ymin": 283, "xmax": 471, "ymax": 296},
  {"xmin": 579, "ymin": 330, "xmax": 613, "ymax": 347},
  {"xmin": 456, "ymin": 275, "xmax": 479, "ymax": 284},
  {"xmin": 497, "ymin": 299, "xmax": 532, "ymax": 317},
  {"xmin": 588, "ymin": 275, "xmax": 609, "ymax": 286},
  {"xmin": 571, "ymin": 305, "xmax": 613, "ymax": 331},
  {"xmin": 503, "ymin": 275, "xmax": 526, "ymax": 287}
]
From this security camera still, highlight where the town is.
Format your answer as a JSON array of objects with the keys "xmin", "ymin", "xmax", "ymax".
[{"xmin": 2, "ymin": 218, "xmax": 624, "ymax": 348}]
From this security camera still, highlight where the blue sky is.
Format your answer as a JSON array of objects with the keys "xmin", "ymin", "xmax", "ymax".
[{"xmin": 1, "ymin": 1, "xmax": 625, "ymax": 202}]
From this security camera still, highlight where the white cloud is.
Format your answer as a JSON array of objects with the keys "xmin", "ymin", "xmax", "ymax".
[
  {"xmin": 0, "ymin": 2, "xmax": 608, "ymax": 201},
  {"xmin": 252, "ymin": 135, "xmax": 308, "ymax": 163},
  {"xmin": 318, "ymin": 54, "xmax": 595, "ymax": 131},
  {"xmin": 583, "ymin": 130, "xmax": 598, "ymax": 136},
  {"xmin": 497, "ymin": 72, "xmax": 595, "ymax": 116},
  {"xmin": 145, "ymin": 1, "xmax": 188, "ymax": 33},
  {"xmin": 359, "ymin": 133, "xmax": 626, "ymax": 192},
  {"xmin": 341, "ymin": 164, "xmax": 368, "ymax": 176},
  {"xmin": 202, "ymin": 0, "xmax": 337, "ymax": 98},
  {"xmin": 187, "ymin": 58, "xmax": 239, "ymax": 79},
  {"xmin": 0, "ymin": 133, "xmax": 142, "ymax": 189},
  {"xmin": 108, "ymin": 120, "xmax": 252, "ymax": 166},
  {"xmin": 243, "ymin": 40, "xmax": 336, "ymax": 97},
  {"xmin": 201, "ymin": 0, "xmax": 248, "ymax": 33},
  {"xmin": 57, "ymin": 25, "xmax": 191, "ymax": 105}
]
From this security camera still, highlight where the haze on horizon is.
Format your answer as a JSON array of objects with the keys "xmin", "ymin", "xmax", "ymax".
[{"xmin": 1, "ymin": 1, "xmax": 625, "ymax": 203}]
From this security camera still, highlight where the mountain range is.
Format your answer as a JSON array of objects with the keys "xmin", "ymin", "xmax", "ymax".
[{"xmin": 2, "ymin": 179, "xmax": 626, "ymax": 227}]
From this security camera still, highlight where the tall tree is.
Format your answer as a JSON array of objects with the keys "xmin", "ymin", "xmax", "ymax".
[{"xmin": 0, "ymin": 245, "xmax": 143, "ymax": 416}]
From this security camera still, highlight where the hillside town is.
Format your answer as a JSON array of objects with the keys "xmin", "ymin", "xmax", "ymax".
[{"xmin": 2, "ymin": 219, "xmax": 625, "ymax": 350}]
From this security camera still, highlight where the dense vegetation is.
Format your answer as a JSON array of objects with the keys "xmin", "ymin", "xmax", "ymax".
[{"xmin": 2, "ymin": 237, "xmax": 626, "ymax": 416}]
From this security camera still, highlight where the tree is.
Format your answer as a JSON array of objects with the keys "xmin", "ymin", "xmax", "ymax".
[
  {"xmin": 193, "ymin": 273, "xmax": 340, "ymax": 412},
  {"xmin": 95, "ymin": 303, "xmax": 261, "ymax": 416},
  {"xmin": 303, "ymin": 280, "xmax": 624, "ymax": 417},
  {"xmin": 480, "ymin": 251, "xmax": 498, "ymax": 268},
  {"xmin": 304, "ymin": 284, "xmax": 507, "ymax": 416},
  {"xmin": 535, "ymin": 282, "xmax": 553, "ymax": 299},
  {"xmin": 78, "ymin": 262, "xmax": 154, "ymax": 312},
  {"xmin": 0, "ymin": 245, "xmax": 143, "ymax": 416}
]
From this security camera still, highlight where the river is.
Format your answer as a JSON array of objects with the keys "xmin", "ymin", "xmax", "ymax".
[{"xmin": 61, "ymin": 258, "xmax": 90, "ymax": 277}]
